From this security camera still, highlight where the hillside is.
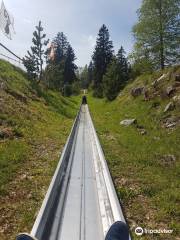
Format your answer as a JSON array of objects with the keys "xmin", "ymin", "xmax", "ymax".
[
  {"xmin": 0, "ymin": 60, "xmax": 80, "ymax": 239},
  {"xmin": 0, "ymin": 59, "xmax": 179, "ymax": 240},
  {"xmin": 88, "ymin": 66, "xmax": 180, "ymax": 239}
]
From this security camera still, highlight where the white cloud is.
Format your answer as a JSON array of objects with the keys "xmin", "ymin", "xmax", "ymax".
[
  {"xmin": 81, "ymin": 34, "xmax": 96, "ymax": 48},
  {"xmin": 87, "ymin": 35, "xmax": 96, "ymax": 48},
  {"xmin": 23, "ymin": 18, "xmax": 32, "ymax": 24}
]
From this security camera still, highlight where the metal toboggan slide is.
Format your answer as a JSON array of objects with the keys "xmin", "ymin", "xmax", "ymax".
[{"xmin": 17, "ymin": 101, "xmax": 131, "ymax": 240}]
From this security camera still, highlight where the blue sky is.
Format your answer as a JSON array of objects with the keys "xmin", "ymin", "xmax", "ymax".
[{"xmin": 0, "ymin": 0, "xmax": 142, "ymax": 67}]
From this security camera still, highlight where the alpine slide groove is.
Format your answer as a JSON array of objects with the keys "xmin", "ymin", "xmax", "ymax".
[{"xmin": 17, "ymin": 98, "xmax": 131, "ymax": 240}]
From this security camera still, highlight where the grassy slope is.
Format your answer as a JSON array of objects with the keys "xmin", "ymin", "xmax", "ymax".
[
  {"xmin": 0, "ymin": 60, "xmax": 80, "ymax": 239},
  {"xmin": 88, "ymin": 66, "xmax": 180, "ymax": 240}
]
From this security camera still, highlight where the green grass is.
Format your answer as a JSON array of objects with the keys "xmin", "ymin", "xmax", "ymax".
[
  {"xmin": 0, "ymin": 60, "xmax": 81, "ymax": 239},
  {"xmin": 88, "ymin": 66, "xmax": 180, "ymax": 240},
  {"xmin": 0, "ymin": 141, "xmax": 29, "ymax": 192}
]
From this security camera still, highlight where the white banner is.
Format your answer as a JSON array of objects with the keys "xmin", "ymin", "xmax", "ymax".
[{"xmin": 0, "ymin": 1, "xmax": 15, "ymax": 40}]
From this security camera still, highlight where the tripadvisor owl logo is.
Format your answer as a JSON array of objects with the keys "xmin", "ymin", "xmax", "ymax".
[
  {"xmin": 135, "ymin": 226, "xmax": 174, "ymax": 236},
  {"xmin": 135, "ymin": 226, "xmax": 144, "ymax": 236}
]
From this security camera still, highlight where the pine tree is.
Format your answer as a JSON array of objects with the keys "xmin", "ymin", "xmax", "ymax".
[
  {"xmin": 79, "ymin": 65, "xmax": 89, "ymax": 89},
  {"xmin": 53, "ymin": 32, "xmax": 69, "ymax": 63},
  {"xmin": 92, "ymin": 24, "xmax": 114, "ymax": 97},
  {"xmin": 133, "ymin": 0, "xmax": 180, "ymax": 70},
  {"xmin": 87, "ymin": 61, "xmax": 94, "ymax": 86},
  {"xmin": 45, "ymin": 32, "xmax": 77, "ymax": 95},
  {"xmin": 64, "ymin": 44, "xmax": 77, "ymax": 85},
  {"xmin": 103, "ymin": 47, "xmax": 130, "ymax": 100},
  {"xmin": 23, "ymin": 50, "xmax": 38, "ymax": 79},
  {"xmin": 31, "ymin": 21, "xmax": 49, "ymax": 81},
  {"xmin": 23, "ymin": 21, "xmax": 49, "ymax": 82},
  {"xmin": 44, "ymin": 63, "xmax": 64, "ymax": 90},
  {"xmin": 116, "ymin": 46, "xmax": 129, "ymax": 87},
  {"xmin": 103, "ymin": 58, "xmax": 121, "ymax": 101},
  {"xmin": 45, "ymin": 32, "xmax": 69, "ymax": 90}
]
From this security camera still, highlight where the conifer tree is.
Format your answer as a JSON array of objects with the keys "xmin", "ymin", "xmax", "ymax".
[
  {"xmin": 53, "ymin": 32, "xmax": 69, "ymax": 63},
  {"xmin": 45, "ymin": 32, "xmax": 77, "ymax": 94},
  {"xmin": 103, "ymin": 58, "xmax": 121, "ymax": 101},
  {"xmin": 45, "ymin": 32, "xmax": 69, "ymax": 90},
  {"xmin": 116, "ymin": 46, "xmax": 129, "ymax": 86},
  {"xmin": 23, "ymin": 50, "xmax": 38, "ymax": 79},
  {"xmin": 92, "ymin": 24, "xmax": 114, "ymax": 97},
  {"xmin": 79, "ymin": 65, "xmax": 89, "ymax": 89},
  {"xmin": 23, "ymin": 21, "xmax": 49, "ymax": 82},
  {"xmin": 103, "ymin": 46, "xmax": 130, "ymax": 100},
  {"xmin": 87, "ymin": 61, "xmax": 94, "ymax": 86},
  {"xmin": 64, "ymin": 44, "xmax": 77, "ymax": 84}
]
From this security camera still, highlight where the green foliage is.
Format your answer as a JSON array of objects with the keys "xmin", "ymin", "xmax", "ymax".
[
  {"xmin": 78, "ymin": 65, "xmax": 88, "ymax": 89},
  {"xmin": 44, "ymin": 32, "xmax": 68, "ymax": 90},
  {"xmin": 44, "ymin": 62, "xmax": 64, "ymax": 90},
  {"xmin": 92, "ymin": 26, "xmax": 130, "ymax": 99},
  {"xmin": 92, "ymin": 24, "xmax": 114, "ymax": 97},
  {"xmin": 64, "ymin": 45, "xmax": 77, "ymax": 84},
  {"xmin": 103, "ymin": 59, "xmax": 121, "ymax": 100},
  {"xmin": 23, "ymin": 52, "xmax": 38, "ymax": 80},
  {"xmin": 129, "ymin": 50, "xmax": 154, "ymax": 78},
  {"xmin": 116, "ymin": 46, "xmax": 129, "ymax": 85},
  {"xmin": 53, "ymin": 32, "xmax": 69, "ymax": 63},
  {"xmin": 78, "ymin": 61, "xmax": 94, "ymax": 90},
  {"xmin": 132, "ymin": 0, "xmax": 180, "ymax": 70},
  {"xmin": 63, "ymin": 84, "xmax": 72, "ymax": 97},
  {"xmin": 93, "ymin": 83, "xmax": 104, "ymax": 98},
  {"xmin": 45, "ymin": 32, "xmax": 77, "ymax": 95},
  {"xmin": 61, "ymin": 81, "xmax": 80, "ymax": 97},
  {"xmin": 72, "ymin": 81, "xmax": 81, "ymax": 95},
  {"xmin": 87, "ymin": 61, "xmax": 94, "ymax": 86},
  {"xmin": 103, "ymin": 47, "xmax": 130, "ymax": 101},
  {"xmin": 23, "ymin": 21, "xmax": 49, "ymax": 82}
]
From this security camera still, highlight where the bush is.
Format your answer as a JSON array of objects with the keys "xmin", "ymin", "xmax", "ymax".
[
  {"xmin": 72, "ymin": 82, "xmax": 81, "ymax": 95},
  {"xmin": 93, "ymin": 84, "xmax": 104, "ymax": 98},
  {"xmin": 103, "ymin": 60, "xmax": 121, "ymax": 101},
  {"xmin": 63, "ymin": 84, "xmax": 72, "ymax": 97}
]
